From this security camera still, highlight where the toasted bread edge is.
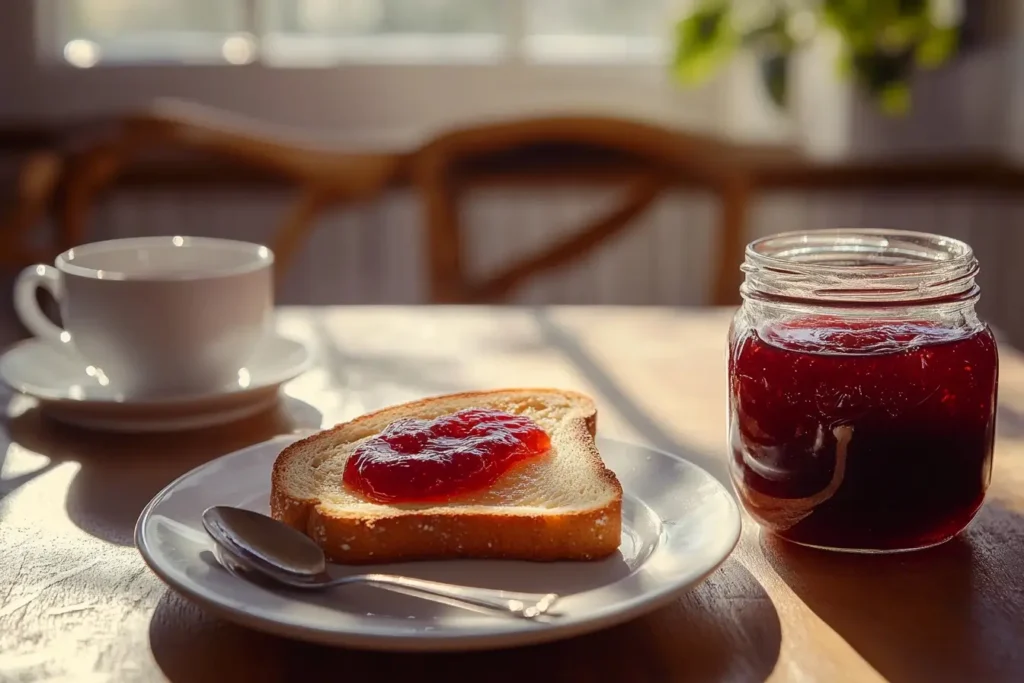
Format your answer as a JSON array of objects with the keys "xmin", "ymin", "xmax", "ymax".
[{"xmin": 270, "ymin": 388, "xmax": 622, "ymax": 563}]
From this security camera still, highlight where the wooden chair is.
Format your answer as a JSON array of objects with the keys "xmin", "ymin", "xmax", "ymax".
[
  {"xmin": 0, "ymin": 150, "xmax": 63, "ymax": 266},
  {"xmin": 411, "ymin": 115, "xmax": 752, "ymax": 305},
  {"xmin": 19, "ymin": 99, "xmax": 408, "ymax": 281}
]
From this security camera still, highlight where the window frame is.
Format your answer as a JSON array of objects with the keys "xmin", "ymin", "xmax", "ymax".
[{"xmin": 7, "ymin": 0, "xmax": 730, "ymax": 142}]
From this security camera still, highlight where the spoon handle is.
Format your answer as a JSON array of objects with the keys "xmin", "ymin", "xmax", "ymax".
[
  {"xmin": 336, "ymin": 574, "xmax": 560, "ymax": 619},
  {"xmin": 213, "ymin": 545, "xmax": 561, "ymax": 620}
]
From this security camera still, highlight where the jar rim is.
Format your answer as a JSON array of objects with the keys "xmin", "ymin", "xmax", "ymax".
[
  {"xmin": 746, "ymin": 228, "xmax": 973, "ymax": 269},
  {"xmin": 742, "ymin": 229, "xmax": 979, "ymax": 306}
]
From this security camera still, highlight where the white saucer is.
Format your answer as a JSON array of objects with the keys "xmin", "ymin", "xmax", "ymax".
[
  {"xmin": 0, "ymin": 334, "xmax": 312, "ymax": 433},
  {"xmin": 136, "ymin": 436, "xmax": 741, "ymax": 651}
]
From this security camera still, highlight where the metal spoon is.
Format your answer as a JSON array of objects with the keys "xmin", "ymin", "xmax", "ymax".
[{"xmin": 201, "ymin": 506, "xmax": 560, "ymax": 620}]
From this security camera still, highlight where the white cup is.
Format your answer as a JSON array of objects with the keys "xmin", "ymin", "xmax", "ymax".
[{"xmin": 15, "ymin": 236, "xmax": 274, "ymax": 399}]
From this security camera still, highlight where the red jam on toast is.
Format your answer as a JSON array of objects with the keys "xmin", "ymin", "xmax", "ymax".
[{"xmin": 343, "ymin": 408, "xmax": 551, "ymax": 503}]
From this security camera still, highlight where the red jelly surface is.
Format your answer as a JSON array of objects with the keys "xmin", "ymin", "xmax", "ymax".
[
  {"xmin": 729, "ymin": 318, "xmax": 998, "ymax": 551},
  {"xmin": 343, "ymin": 408, "xmax": 551, "ymax": 504}
]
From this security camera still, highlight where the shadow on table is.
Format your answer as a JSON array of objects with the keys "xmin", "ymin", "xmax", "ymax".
[
  {"xmin": 996, "ymin": 403, "xmax": 1024, "ymax": 439},
  {"xmin": 762, "ymin": 502, "xmax": 1024, "ymax": 683},
  {"xmin": 531, "ymin": 308, "xmax": 730, "ymax": 488},
  {"xmin": 308, "ymin": 317, "xmax": 463, "ymax": 400},
  {"xmin": 0, "ymin": 439, "xmax": 58, "ymax": 502},
  {"xmin": 149, "ymin": 555, "xmax": 781, "ymax": 683},
  {"xmin": 5, "ymin": 394, "xmax": 323, "ymax": 545}
]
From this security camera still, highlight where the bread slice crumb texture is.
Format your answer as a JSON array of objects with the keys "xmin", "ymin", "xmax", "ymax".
[
  {"xmin": 278, "ymin": 390, "xmax": 614, "ymax": 515},
  {"xmin": 270, "ymin": 389, "xmax": 623, "ymax": 563}
]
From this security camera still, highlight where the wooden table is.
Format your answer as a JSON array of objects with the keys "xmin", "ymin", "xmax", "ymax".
[{"xmin": 1, "ymin": 307, "xmax": 1022, "ymax": 682}]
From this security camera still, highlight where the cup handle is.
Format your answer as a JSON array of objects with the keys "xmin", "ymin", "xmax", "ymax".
[{"xmin": 15, "ymin": 265, "xmax": 69, "ymax": 347}]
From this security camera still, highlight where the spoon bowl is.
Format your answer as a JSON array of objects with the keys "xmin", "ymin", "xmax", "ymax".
[{"xmin": 203, "ymin": 505, "xmax": 327, "ymax": 577}]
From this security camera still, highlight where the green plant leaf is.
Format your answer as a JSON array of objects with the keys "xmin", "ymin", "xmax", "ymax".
[
  {"xmin": 672, "ymin": 5, "xmax": 737, "ymax": 84},
  {"xmin": 822, "ymin": 0, "xmax": 875, "ymax": 50},
  {"xmin": 759, "ymin": 51, "xmax": 789, "ymax": 107},
  {"xmin": 669, "ymin": 0, "xmax": 961, "ymax": 116},
  {"xmin": 835, "ymin": 45, "xmax": 855, "ymax": 78},
  {"xmin": 879, "ymin": 81, "xmax": 912, "ymax": 115},
  {"xmin": 853, "ymin": 50, "xmax": 914, "ymax": 92},
  {"xmin": 896, "ymin": 0, "xmax": 928, "ymax": 16},
  {"xmin": 880, "ymin": 16, "xmax": 926, "ymax": 51},
  {"xmin": 916, "ymin": 27, "xmax": 958, "ymax": 68}
]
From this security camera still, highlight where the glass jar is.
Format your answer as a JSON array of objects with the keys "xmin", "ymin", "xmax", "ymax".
[{"xmin": 728, "ymin": 229, "xmax": 998, "ymax": 553}]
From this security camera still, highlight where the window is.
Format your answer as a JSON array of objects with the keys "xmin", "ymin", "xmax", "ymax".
[
  {"xmin": 524, "ymin": 0, "xmax": 673, "ymax": 62},
  {"xmin": 47, "ymin": 0, "xmax": 676, "ymax": 67},
  {"xmin": 50, "ymin": 0, "xmax": 251, "ymax": 66},
  {"xmin": 15, "ymin": 0, "xmax": 726, "ymax": 141},
  {"xmin": 261, "ymin": 0, "xmax": 505, "ymax": 65}
]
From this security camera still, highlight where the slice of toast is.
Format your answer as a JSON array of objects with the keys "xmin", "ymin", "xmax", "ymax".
[{"xmin": 271, "ymin": 389, "xmax": 623, "ymax": 563}]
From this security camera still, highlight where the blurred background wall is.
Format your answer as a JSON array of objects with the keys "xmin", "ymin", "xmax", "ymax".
[{"xmin": 1, "ymin": 1, "xmax": 1023, "ymax": 342}]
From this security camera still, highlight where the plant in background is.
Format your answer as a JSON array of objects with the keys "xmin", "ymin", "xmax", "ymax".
[{"xmin": 673, "ymin": 0, "xmax": 965, "ymax": 115}]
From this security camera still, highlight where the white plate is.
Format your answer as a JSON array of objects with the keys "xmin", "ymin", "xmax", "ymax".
[
  {"xmin": 136, "ymin": 436, "xmax": 741, "ymax": 651},
  {"xmin": 0, "ymin": 333, "xmax": 312, "ymax": 433}
]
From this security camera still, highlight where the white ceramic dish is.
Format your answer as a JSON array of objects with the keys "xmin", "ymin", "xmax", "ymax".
[
  {"xmin": 15, "ymin": 236, "xmax": 274, "ymax": 397},
  {"xmin": 0, "ymin": 333, "xmax": 311, "ymax": 433},
  {"xmin": 136, "ymin": 435, "xmax": 741, "ymax": 651}
]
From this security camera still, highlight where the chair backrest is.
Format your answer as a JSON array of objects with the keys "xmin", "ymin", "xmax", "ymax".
[
  {"xmin": 0, "ymin": 150, "xmax": 63, "ymax": 267},
  {"xmin": 46, "ymin": 100, "xmax": 405, "ymax": 281},
  {"xmin": 411, "ymin": 115, "xmax": 752, "ymax": 305}
]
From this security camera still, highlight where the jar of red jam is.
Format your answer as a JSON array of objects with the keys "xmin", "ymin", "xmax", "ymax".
[{"xmin": 729, "ymin": 229, "xmax": 998, "ymax": 553}]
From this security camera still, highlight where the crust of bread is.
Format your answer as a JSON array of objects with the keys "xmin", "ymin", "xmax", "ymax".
[{"xmin": 270, "ymin": 388, "xmax": 622, "ymax": 563}]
